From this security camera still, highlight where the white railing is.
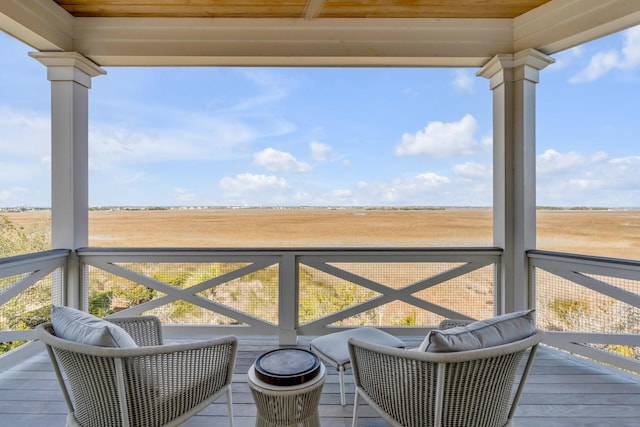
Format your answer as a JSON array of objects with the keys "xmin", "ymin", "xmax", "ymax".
[
  {"xmin": 78, "ymin": 247, "xmax": 502, "ymax": 344},
  {"xmin": 0, "ymin": 249, "xmax": 68, "ymax": 368},
  {"xmin": 529, "ymin": 249, "xmax": 640, "ymax": 373},
  {"xmin": 4, "ymin": 247, "xmax": 638, "ymax": 373}
]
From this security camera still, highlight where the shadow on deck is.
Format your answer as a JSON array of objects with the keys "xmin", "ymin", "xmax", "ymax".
[{"xmin": 1, "ymin": 335, "xmax": 640, "ymax": 426}]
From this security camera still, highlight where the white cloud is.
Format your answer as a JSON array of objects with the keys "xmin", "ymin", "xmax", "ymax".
[
  {"xmin": 0, "ymin": 187, "xmax": 28, "ymax": 202},
  {"xmin": 570, "ymin": 25, "xmax": 640, "ymax": 83},
  {"xmin": 537, "ymin": 151, "xmax": 640, "ymax": 206},
  {"xmin": 402, "ymin": 87, "xmax": 419, "ymax": 96},
  {"xmin": 332, "ymin": 189, "xmax": 352, "ymax": 198},
  {"xmin": 89, "ymin": 117, "xmax": 256, "ymax": 170},
  {"xmin": 415, "ymin": 173, "xmax": 451, "ymax": 187},
  {"xmin": 481, "ymin": 135, "xmax": 493, "ymax": 150},
  {"xmin": 550, "ymin": 45, "xmax": 585, "ymax": 70},
  {"xmin": 610, "ymin": 155, "xmax": 640, "ymax": 166},
  {"xmin": 225, "ymin": 69, "xmax": 291, "ymax": 113},
  {"xmin": 451, "ymin": 69, "xmax": 475, "ymax": 93},
  {"xmin": 0, "ymin": 106, "xmax": 50, "ymax": 158},
  {"xmin": 113, "ymin": 172, "xmax": 146, "ymax": 186},
  {"xmin": 455, "ymin": 162, "xmax": 492, "ymax": 179},
  {"xmin": 86, "ymin": 71, "xmax": 298, "ymax": 172},
  {"xmin": 568, "ymin": 179, "xmax": 602, "ymax": 191},
  {"xmin": 379, "ymin": 173, "xmax": 452, "ymax": 203},
  {"xmin": 171, "ymin": 187, "xmax": 196, "ymax": 202},
  {"xmin": 396, "ymin": 114, "xmax": 480, "ymax": 158},
  {"xmin": 0, "ymin": 161, "xmax": 46, "ymax": 181},
  {"xmin": 621, "ymin": 25, "xmax": 640, "ymax": 68},
  {"xmin": 537, "ymin": 149, "xmax": 607, "ymax": 174},
  {"xmin": 219, "ymin": 173, "xmax": 289, "ymax": 192},
  {"xmin": 253, "ymin": 148, "xmax": 312, "ymax": 173},
  {"xmin": 0, "ymin": 107, "xmax": 51, "ymax": 200},
  {"xmin": 569, "ymin": 51, "xmax": 620, "ymax": 83},
  {"xmin": 605, "ymin": 156, "xmax": 640, "ymax": 188},
  {"xmin": 310, "ymin": 141, "xmax": 331, "ymax": 161},
  {"xmin": 294, "ymin": 191, "xmax": 312, "ymax": 201}
]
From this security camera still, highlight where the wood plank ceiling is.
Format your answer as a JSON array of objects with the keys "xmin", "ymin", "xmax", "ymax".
[{"xmin": 52, "ymin": 0, "xmax": 552, "ymax": 19}]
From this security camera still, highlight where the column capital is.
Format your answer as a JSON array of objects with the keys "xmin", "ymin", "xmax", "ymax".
[
  {"xmin": 29, "ymin": 52, "xmax": 106, "ymax": 88},
  {"xmin": 477, "ymin": 49, "xmax": 554, "ymax": 89}
]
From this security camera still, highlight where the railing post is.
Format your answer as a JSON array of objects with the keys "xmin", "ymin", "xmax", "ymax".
[
  {"xmin": 64, "ymin": 252, "xmax": 82, "ymax": 309},
  {"xmin": 478, "ymin": 49, "xmax": 553, "ymax": 314},
  {"xmin": 279, "ymin": 253, "xmax": 298, "ymax": 345},
  {"xmin": 29, "ymin": 52, "xmax": 105, "ymax": 310}
]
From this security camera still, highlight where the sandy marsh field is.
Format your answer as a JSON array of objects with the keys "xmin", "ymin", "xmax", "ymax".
[{"xmin": 4, "ymin": 208, "xmax": 640, "ymax": 260}]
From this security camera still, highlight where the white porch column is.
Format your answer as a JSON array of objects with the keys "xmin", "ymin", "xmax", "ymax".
[
  {"xmin": 29, "ymin": 52, "xmax": 105, "ymax": 308},
  {"xmin": 477, "ymin": 49, "xmax": 553, "ymax": 314}
]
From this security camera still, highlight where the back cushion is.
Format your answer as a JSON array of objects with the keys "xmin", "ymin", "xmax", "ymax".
[
  {"xmin": 420, "ymin": 309, "xmax": 535, "ymax": 353},
  {"xmin": 51, "ymin": 305, "xmax": 138, "ymax": 348}
]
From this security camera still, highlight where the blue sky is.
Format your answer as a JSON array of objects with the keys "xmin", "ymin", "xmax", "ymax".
[{"xmin": 0, "ymin": 25, "xmax": 639, "ymax": 208}]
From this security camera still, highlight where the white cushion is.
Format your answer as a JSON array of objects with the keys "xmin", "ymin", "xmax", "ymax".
[
  {"xmin": 311, "ymin": 327, "xmax": 404, "ymax": 367},
  {"xmin": 419, "ymin": 309, "xmax": 535, "ymax": 353},
  {"xmin": 51, "ymin": 305, "xmax": 138, "ymax": 348}
]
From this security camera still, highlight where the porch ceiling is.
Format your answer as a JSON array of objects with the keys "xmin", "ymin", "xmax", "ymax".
[
  {"xmin": 1, "ymin": 0, "xmax": 640, "ymax": 67},
  {"xmin": 52, "ymin": 0, "xmax": 551, "ymax": 19}
]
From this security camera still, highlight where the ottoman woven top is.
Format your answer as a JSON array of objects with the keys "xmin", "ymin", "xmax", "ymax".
[{"xmin": 310, "ymin": 327, "xmax": 405, "ymax": 366}]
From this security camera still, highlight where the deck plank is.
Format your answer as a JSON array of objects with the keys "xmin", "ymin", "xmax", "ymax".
[{"xmin": 1, "ymin": 338, "xmax": 639, "ymax": 426}]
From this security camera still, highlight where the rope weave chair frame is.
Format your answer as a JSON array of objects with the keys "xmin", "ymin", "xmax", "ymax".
[
  {"xmin": 36, "ymin": 316, "xmax": 237, "ymax": 427},
  {"xmin": 348, "ymin": 323, "xmax": 543, "ymax": 427}
]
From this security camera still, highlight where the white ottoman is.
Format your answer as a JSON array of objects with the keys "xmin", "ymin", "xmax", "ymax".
[{"xmin": 309, "ymin": 327, "xmax": 405, "ymax": 405}]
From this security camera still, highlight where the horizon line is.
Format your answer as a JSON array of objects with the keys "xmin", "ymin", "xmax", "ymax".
[{"xmin": 2, "ymin": 205, "xmax": 639, "ymax": 211}]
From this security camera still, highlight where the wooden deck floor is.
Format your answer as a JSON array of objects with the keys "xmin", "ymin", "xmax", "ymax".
[{"xmin": 1, "ymin": 335, "xmax": 640, "ymax": 426}]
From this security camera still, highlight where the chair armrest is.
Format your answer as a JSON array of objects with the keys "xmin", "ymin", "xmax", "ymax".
[
  {"xmin": 122, "ymin": 335, "xmax": 238, "ymax": 426},
  {"xmin": 348, "ymin": 332, "xmax": 544, "ymax": 427},
  {"xmin": 348, "ymin": 338, "xmax": 438, "ymax": 427},
  {"xmin": 108, "ymin": 316, "xmax": 163, "ymax": 346},
  {"xmin": 137, "ymin": 335, "xmax": 238, "ymax": 391}
]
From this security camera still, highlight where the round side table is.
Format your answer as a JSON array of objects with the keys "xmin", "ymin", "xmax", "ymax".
[{"xmin": 248, "ymin": 349, "xmax": 326, "ymax": 427}]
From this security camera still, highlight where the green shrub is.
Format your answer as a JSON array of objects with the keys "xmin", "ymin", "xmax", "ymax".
[
  {"xmin": 549, "ymin": 298, "xmax": 590, "ymax": 323},
  {"xmin": 152, "ymin": 271, "xmax": 191, "ymax": 287},
  {"xmin": 0, "ymin": 304, "xmax": 51, "ymax": 354},
  {"xmin": 113, "ymin": 283, "xmax": 156, "ymax": 306},
  {"xmin": 89, "ymin": 290, "xmax": 115, "ymax": 317},
  {"xmin": 0, "ymin": 215, "xmax": 50, "ymax": 257},
  {"xmin": 605, "ymin": 344, "xmax": 635, "ymax": 358},
  {"xmin": 169, "ymin": 300, "xmax": 197, "ymax": 318},
  {"xmin": 8, "ymin": 305, "xmax": 51, "ymax": 330},
  {"xmin": 300, "ymin": 279, "xmax": 377, "ymax": 325},
  {"xmin": 397, "ymin": 311, "xmax": 417, "ymax": 326}
]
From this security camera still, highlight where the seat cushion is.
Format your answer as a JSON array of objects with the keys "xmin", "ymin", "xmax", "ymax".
[
  {"xmin": 51, "ymin": 305, "xmax": 138, "ymax": 348},
  {"xmin": 420, "ymin": 309, "xmax": 535, "ymax": 353},
  {"xmin": 310, "ymin": 327, "xmax": 404, "ymax": 367}
]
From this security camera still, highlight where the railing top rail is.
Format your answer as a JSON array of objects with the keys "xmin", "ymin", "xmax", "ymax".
[
  {"xmin": 0, "ymin": 249, "xmax": 70, "ymax": 267},
  {"xmin": 528, "ymin": 249, "xmax": 640, "ymax": 269},
  {"xmin": 77, "ymin": 246, "xmax": 503, "ymax": 257},
  {"xmin": 0, "ymin": 249, "xmax": 70, "ymax": 278}
]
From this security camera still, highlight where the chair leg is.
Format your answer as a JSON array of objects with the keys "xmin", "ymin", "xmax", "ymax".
[
  {"xmin": 339, "ymin": 365, "xmax": 346, "ymax": 406},
  {"xmin": 226, "ymin": 386, "xmax": 234, "ymax": 427},
  {"xmin": 351, "ymin": 390, "xmax": 360, "ymax": 427}
]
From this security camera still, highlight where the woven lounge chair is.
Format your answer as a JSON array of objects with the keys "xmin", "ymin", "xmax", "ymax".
[
  {"xmin": 348, "ymin": 319, "xmax": 544, "ymax": 427},
  {"xmin": 36, "ymin": 316, "xmax": 237, "ymax": 427}
]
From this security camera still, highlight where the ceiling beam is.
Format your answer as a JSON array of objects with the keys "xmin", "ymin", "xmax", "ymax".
[
  {"xmin": 514, "ymin": 0, "xmax": 640, "ymax": 54},
  {"xmin": 73, "ymin": 17, "xmax": 513, "ymax": 67},
  {"xmin": 2, "ymin": 0, "xmax": 640, "ymax": 68},
  {"xmin": 0, "ymin": 0, "xmax": 73, "ymax": 51}
]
